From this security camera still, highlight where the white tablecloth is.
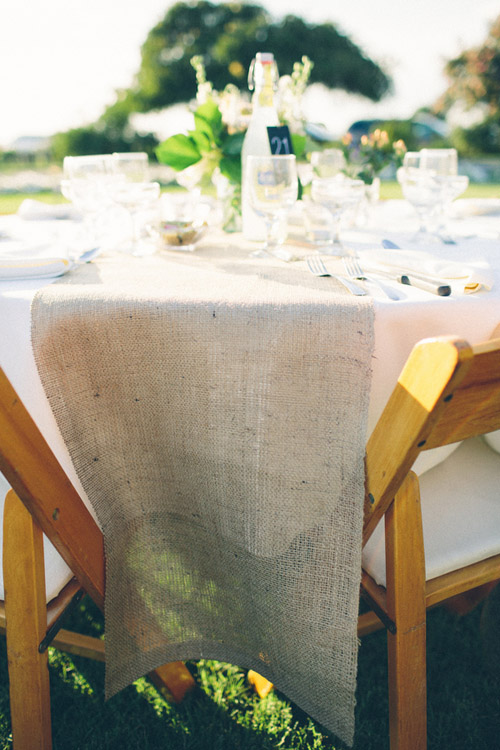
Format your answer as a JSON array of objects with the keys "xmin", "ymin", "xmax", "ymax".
[{"xmin": 2, "ymin": 199, "xmax": 500, "ymax": 516}]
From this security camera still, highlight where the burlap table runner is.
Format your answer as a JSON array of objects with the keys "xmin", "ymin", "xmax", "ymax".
[{"xmin": 31, "ymin": 236, "xmax": 374, "ymax": 745}]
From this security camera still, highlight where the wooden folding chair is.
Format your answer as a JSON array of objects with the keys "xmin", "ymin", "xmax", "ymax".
[
  {"xmin": 253, "ymin": 335, "xmax": 500, "ymax": 748},
  {"xmin": 0, "ymin": 366, "xmax": 195, "ymax": 749},
  {"xmin": 361, "ymin": 334, "xmax": 500, "ymax": 749}
]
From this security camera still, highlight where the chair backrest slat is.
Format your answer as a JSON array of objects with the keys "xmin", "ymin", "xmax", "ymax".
[
  {"xmin": 364, "ymin": 336, "xmax": 500, "ymax": 545},
  {"xmin": 0, "ymin": 367, "xmax": 105, "ymax": 608},
  {"xmin": 364, "ymin": 337, "xmax": 475, "ymax": 544},
  {"xmin": 424, "ymin": 340, "xmax": 500, "ymax": 448}
]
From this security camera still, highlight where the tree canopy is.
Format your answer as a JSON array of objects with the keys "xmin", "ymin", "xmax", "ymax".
[
  {"xmin": 53, "ymin": 2, "xmax": 392, "ymax": 159},
  {"xmin": 436, "ymin": 14, "xmax": 500, "ymax": 117},
  {"xmin": 111, "ymin": 1, "xmax": 391, "ymax": 119},
  {"xmin": 434, "ymin": 14, "xmax": 500, "ymax": 155}
]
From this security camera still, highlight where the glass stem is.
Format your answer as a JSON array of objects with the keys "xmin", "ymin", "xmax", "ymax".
[{"xmin": 263, "ymin": 213, "xmax": 284, "ymax": 250}]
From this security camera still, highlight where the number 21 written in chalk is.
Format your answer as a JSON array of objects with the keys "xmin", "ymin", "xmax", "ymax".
[{"xmin": 267, "ymin": 126, "xmax": 294, "ymax": 155}]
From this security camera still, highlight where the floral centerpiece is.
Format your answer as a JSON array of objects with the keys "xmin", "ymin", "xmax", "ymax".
[
  {"xmin": 156, "ymin": 56, "xmax": 247, "ymax": 189},
  {"xmin": 340, "ymin": 128, "xmax": 407, "ymax": 185},
  {"xmin": 155, "ymin": 56, "xmax": 311, "ymax": 228}
]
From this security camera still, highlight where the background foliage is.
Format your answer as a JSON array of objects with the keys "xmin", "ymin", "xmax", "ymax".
[
  {"xmin": 435, "ymin": 14, "xmax": 500, "ymax": 155},
  {"xmin": 50, "ymin": 1, "xmax": 391, "ymax": 161}
]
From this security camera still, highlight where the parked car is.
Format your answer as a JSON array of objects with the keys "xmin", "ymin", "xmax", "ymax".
[{"xmin": 348, "ymin": 113, "xmax": 449, "ymax": 149}]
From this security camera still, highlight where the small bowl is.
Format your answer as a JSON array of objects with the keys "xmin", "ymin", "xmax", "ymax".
[{"xmin": 158, "ymin": 220, "xmax": 206, "ymax": 252}]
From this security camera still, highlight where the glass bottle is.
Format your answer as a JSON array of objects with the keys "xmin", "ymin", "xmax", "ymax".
[{"xmin": 241, "ymin": 52, "xmax": 280, "ymax": 240}]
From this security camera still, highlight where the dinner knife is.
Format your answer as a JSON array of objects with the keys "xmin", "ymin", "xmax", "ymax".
[{"xmin": 380, "ymin": 239, "xmax": 451, "ymax": 296}]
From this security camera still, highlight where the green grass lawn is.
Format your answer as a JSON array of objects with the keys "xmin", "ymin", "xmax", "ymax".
[
  {"xmin": 0, "ymin": 593, "xmax": 498, "ymax": 749},
  {"xmin": 0, "ymin": 191, "xmax": 68, "ymax": 216},
  {"xmin": 1, "ymin": 182, "xmax": 499, "ymax": 216}
]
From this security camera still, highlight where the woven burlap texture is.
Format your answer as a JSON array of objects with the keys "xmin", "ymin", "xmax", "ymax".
[{"xmin": 31, "ymin": 239, "xmax": 374, "ymax": 745}]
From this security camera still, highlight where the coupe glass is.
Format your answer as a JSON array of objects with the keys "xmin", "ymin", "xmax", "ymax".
[
  {"xmin": 246, "ymin": 154, "xmax": 298, "ymax": 259},
  {"xmin": 310, "ymin": 175, "xmax": 365, "ymax": 253}
]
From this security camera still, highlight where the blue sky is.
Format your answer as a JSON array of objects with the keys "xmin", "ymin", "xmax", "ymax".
[{"xmin": 1, "ymin": 0, "xmax": 498, "ymax": 146}]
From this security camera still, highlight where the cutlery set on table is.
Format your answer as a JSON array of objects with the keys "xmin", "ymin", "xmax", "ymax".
[
  {"xmin": 306, "ymin": 248, "xmax": 452, "ymax": 300},
  {"xmin": 304, "ymin": 232, "xmax": 496, "ymax": 299}
]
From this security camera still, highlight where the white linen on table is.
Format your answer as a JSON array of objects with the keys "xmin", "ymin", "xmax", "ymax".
[
  {"xmin": 361, "ymin": 247, "xmax": 494, "ymax": 293},
  {"xmin": 0, "ymin": 215, "xmax": 75, "ymax": 279},
  {"xmin": 0, "ymin": 277, "xmax": 98, "ymax": 603},
  {"xmin": 346, "ymin": 201, "xmax": 500, "ymax": 474},
  {"xmin": 17, "ymin": 198, "xmax": 80, "ymax": 221}
]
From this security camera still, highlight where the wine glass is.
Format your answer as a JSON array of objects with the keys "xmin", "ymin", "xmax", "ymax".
[
  {"xmin": 61, "ymin": 155, "xmax": 115, "ymax": 249},
  {"xmin": 246, "ymin": 154, "xmax": 298, "ymax": 259},
  {"xmin": 397, "ymin": 151, "xmax": 442, "ymax": 241},
  {"xmin": 310, "ymin": 149, "xmax": 346, "ymax": 179},
  {"xmin": 420, "ymin": 148, "xmax": 469, "ymax": 237},
  {"xmin": 398, "ymin": 149, "xmax": 468, "ymax": 242},
  {"xmin": 310, "ymin": 175, "xmax": 365, "ymax": 253},
  {"xmin": 106, "ymin": 181, "xmax": 161, "ymax": 255},
  {"xmin": 111, "ymin": 152, "xmax": 150, "ymax": 182}
]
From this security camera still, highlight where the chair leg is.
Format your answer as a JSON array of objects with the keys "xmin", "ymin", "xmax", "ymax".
[
  {"xmin": 3, "ymin": 489, "xmax": 52, "ymax": 749},
  {"xmin": 247, "ymin": 670, "xmax": 274, "ymax": 698},
  {"xmin": 385, "ymin": 473, "xmax": 427, "ymax": 750}
]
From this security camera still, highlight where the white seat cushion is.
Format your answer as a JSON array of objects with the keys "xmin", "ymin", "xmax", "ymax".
[
  {"xmin": 0, "ymin": 472, "xmax": 73, "ymax": 602},
  {"xmin": 363, "ymin": 436, "xmax": 500, "ymax": 588}
]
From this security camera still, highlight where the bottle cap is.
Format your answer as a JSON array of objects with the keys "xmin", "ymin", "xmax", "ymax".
[{"xmin": 248, "ymin": 52, "xmax": 279, "ymax": 91}]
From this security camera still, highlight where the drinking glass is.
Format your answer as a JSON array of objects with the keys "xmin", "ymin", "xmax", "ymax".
[
  {"xmin": 111, "ymin": 152, "xmax": 150, "ymax": 182},
  {"xmin": 310, "ymin": 149, "xmax": 346, "ymax": 179},
  {"xmin": 310, "ymin": 175, "xmax": 365, "ymax": 253},
  {"xmin": 61, "ymin": 155, "xmax": 115, "ymax": 248},
  {"xmin": 158, "ymin": 193, "xmax": 207, "ymax": 252},
  {"xmin": 246, "ymin": 155, "xmax": 298, "ymax": 259},
  {"xmin": 106, "ymin": 181, "xmax": 161, "ymax": 255},
  {"xmin": 398, "ymin": 149, "xmax": 468, "ymax": 242},
  {"xmin": 421, "ymin": 149, "xmax": 469, "ymax": 234},
  {"xmin": 397, "ymin": 152, "xmax": 438, "ymax": 240}
]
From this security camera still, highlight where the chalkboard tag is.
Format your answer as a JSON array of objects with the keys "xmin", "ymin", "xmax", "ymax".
[{"xmin": 267, "ymin": 126, "xmax": 294, "ymax": 155}]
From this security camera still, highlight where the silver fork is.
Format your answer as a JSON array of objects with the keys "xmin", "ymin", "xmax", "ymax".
[
  {"xmin": 306, "ymin": 255, "xmax": 366, "ymax": 296},
  {"xmin": 342, "ymin": 255, "xmax": 400, "ymax": 301}
]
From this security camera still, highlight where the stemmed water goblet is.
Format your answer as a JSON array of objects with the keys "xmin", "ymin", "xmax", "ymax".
[
  {"xmin": 106, "ymin": 180, "xmax": 161, "ymax": 255},
  {"xmin": 105, "ymin": 152, "xmax": 161, "ymax": 255},
  {"xmin": 420, "ymin": 148, "xmax": 469, "ymax": 238},
  {"xmin": 61, "ymin": 154, "xmax": 116, "ymax": 251},
  {"xmin": 111, "ymin": 152, "xmax": 150, "ymax": 182},
  {"xmin": 246, "ymin": 154, "xmax": 298, "ymax": 260},
  {"xmin": 310, "ymin": 149, "xmax": 346, "ymax": 179},
  {"xmin": 310, "ymin": 175, "xmax": 365, "ymax": 254},
  {"xmin": 397, "ymin": 151, "xmax": 440, "ymax": 241},
  {"xmin": 398, "ymin": 149, "xmax": 468, "ymax": 242}
]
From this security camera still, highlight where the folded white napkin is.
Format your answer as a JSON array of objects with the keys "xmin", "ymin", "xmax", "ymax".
[
  {"xmin": 0, "ymin": 238, "xmax": 72, "ymax": 280},
  {"xmin": 363, "ymin": 248, "xmax": 493, "ymax": 294},
  {"xmin": 0, "ymin": 257, "xmax": 72, "ymax": 280},
  {"xmin": 17, "ymin": 199, "xmax": 80, "ymax": 221},
  {"xmin": 450, "ymin": 198, "xmax": 500, "ymax": 218}
]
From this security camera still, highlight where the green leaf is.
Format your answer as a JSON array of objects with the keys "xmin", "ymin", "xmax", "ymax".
[
  {"xmin": 297, "ymin": 175, "xmax": 304, "ymax": 201},
  {"xmin": 291, "ymin": 133, "xmax": 307, "ymax": 158},
  {"xmin": 219, "ymin": 155, "xmax": 241, "ymax": 185},
  {"xmin": 189, "ymin": 128, "xmax": 212, "ymax": 153},
  {"xmin": 222, "ymin": 131, "xmax": 245, "ymax": 157},
  {"xmin": 155, "ymin": 134, "xmax": 201, "ymax": 171},
  {"xmin": 194, "ymin": 100, "xmax": 223, "ymax": 140},
  {"xmin": 193, "ymin": 113, "xmax": 214, "ymax": 143}
]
